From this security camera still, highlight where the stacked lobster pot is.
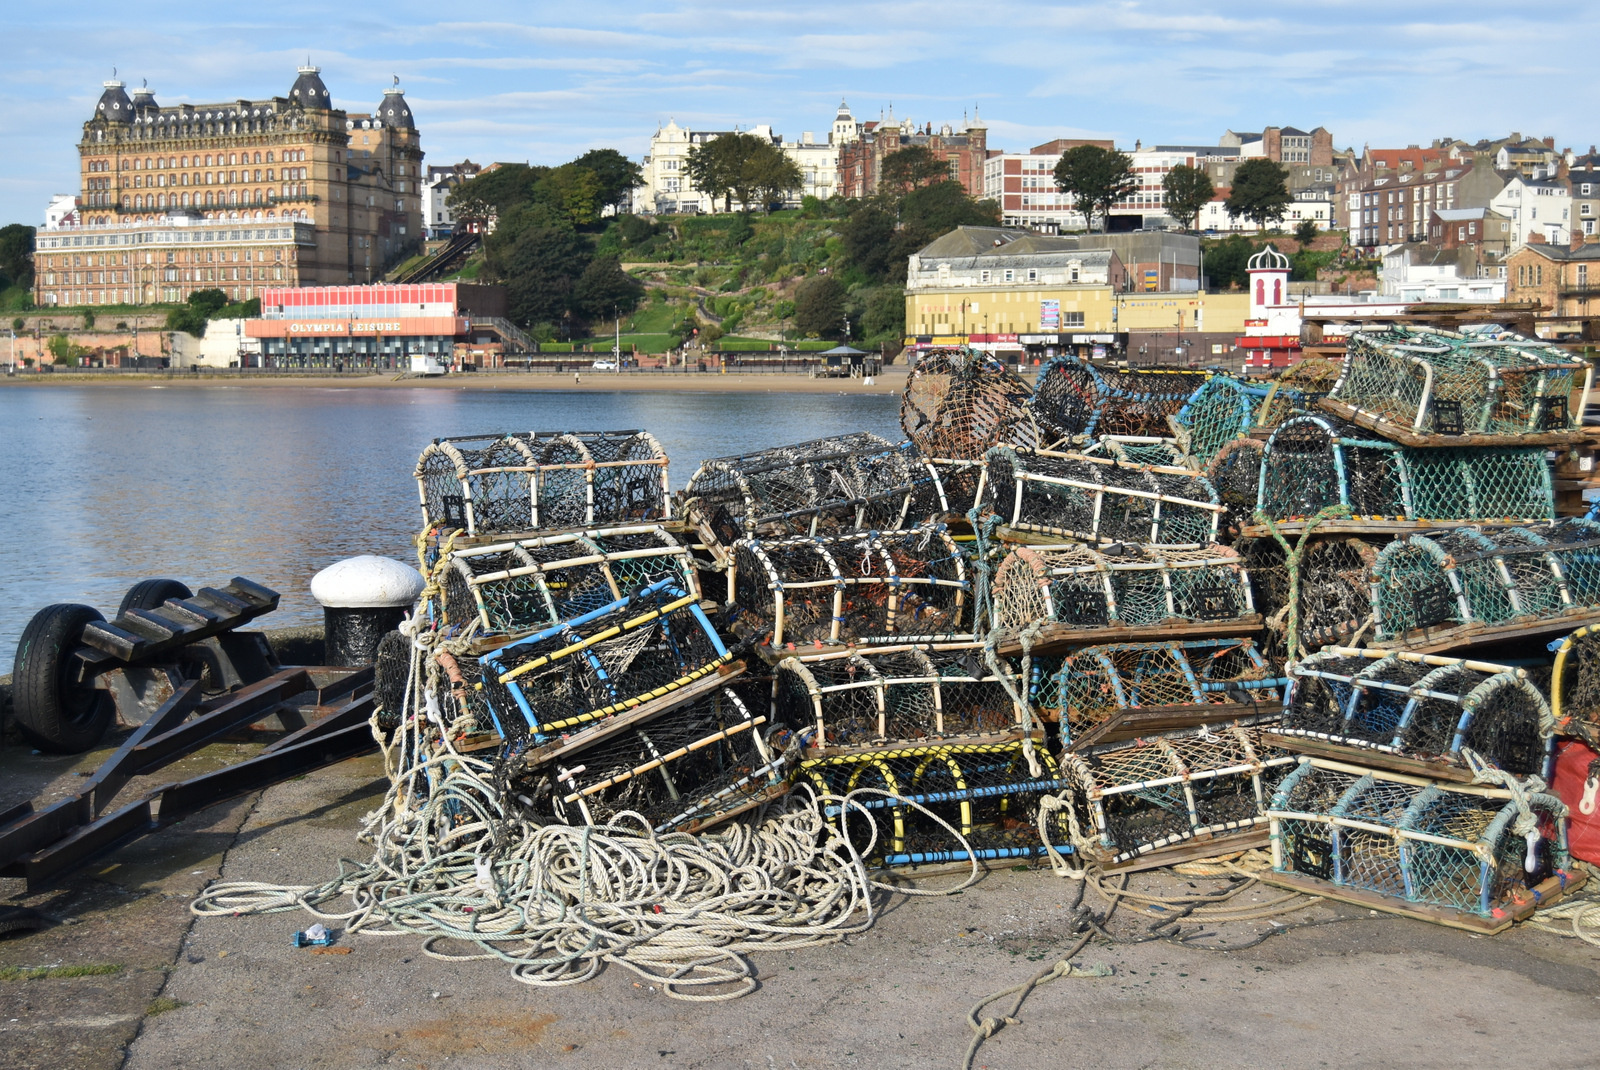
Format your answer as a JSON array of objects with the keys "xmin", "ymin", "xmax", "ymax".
[
  {"xmin": 913, "ymin": 353, "xmax": 1304, "ymax": 870},
  {"xmin": 384, "ymin": 428, "xmax": 796, "ymax": 836},
  {"xmin": 1197, "ymin": 324, "xmax": 1600, "ymax": 925}
]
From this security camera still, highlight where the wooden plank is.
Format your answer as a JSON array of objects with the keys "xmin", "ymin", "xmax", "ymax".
[
  {"xmin": 1382, "ymin": 607, "xmax": 1600, "ymax": 655},
  {"xmin": 1071, "ymin": 706, "xmax": 1284, "ymax": 750},
  {"xmin": 802, "ymin": 728, "xmax": 1047, "ymax": 761},
  {"xmin": 1314, "ymin": 397, "xmax": 1594, "ymax": 448},
  {"xmin": 1091, "ymin": 827, "xmax": 1272, "ymax": 874},
  {"xmin": 996, "ymin": 616, "xmax": 1263, "ymax": 657},
  {"xmin": 1239, "ymin": 518, "xmax": 1534, "ymax": 538},
  {"xmin": 1260, "ymin": 732, "xmax": 1481, "ymax": 784},
  {"xmin": 1256, "ymin": 867, "xmax": 1588, "ymax": 935}
]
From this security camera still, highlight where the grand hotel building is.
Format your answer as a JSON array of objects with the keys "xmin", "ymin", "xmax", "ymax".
[{"xmin": 33, "ymin": 65, "xmax": 424, "ymax": 308}]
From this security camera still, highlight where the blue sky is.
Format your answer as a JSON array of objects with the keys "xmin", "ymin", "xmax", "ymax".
[{"xmin": 3, "ymin": 1, "xmax": 1597, "ymax": 224}]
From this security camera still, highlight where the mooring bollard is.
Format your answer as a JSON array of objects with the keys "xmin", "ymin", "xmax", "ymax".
[{"xmin": 310, "ymin": 556, "xmax": 425, "ymax": 666}]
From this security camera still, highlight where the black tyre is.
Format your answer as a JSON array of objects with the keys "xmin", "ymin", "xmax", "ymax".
[
  {"xmin": 12, "ymin": 603, "xmax": 115, "ymax": 753},
  {"xmin": 117, "ymin": 577, "xmax": 192, "ymax": 617}
]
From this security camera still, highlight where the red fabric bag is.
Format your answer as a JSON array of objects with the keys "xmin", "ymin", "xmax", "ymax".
[{"xmin": 1552, "ymin": 739, "xmax": 1600, "ymax": 866}]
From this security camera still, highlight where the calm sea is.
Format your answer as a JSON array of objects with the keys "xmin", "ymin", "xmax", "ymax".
[{"xmin": 0, "ymin": 384, "xmax": 904, "ymax": 660}]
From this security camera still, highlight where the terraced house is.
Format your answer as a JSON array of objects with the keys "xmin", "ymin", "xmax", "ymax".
[{"xmin": 34, "ymin": 65, "xmax": 424, "ymax": 307}]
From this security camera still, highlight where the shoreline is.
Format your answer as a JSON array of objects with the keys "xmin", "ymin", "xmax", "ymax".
[{"xmin": 0, "ymin": 368, "xmax": 911, "ymax": 394}]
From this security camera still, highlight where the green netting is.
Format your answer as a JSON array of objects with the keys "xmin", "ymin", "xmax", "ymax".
[
  {"xmin": 1054, "ymin": 725, "xmax": 1295, "ymax": 865},
  {"xmin": 988, "ymin": 543, "xmax": 1254, "ymax": 636},
  {"xmin": 1269, "ymin": 759, "xmax": 1570, "ymax": 916},
  {"xmin": 981, "ymin": 446, "xmax": 1223, "ymax": 546},
  {"xmin": 1286, "ymin": 649, "xmax": 1554, "ymax": 775},
  {"xmin": 1369, "ymin": 519, "xmax": 1600, "ymax": 639},
  {"xmin": 1333, "ymin": 325, "xmax": 1588, "ymax": 437},
  {"xmin": 1236, "ymin": 536, "xmax": 1378, "ymax": 653},
  {"xmin": 1029, "ymin": 356, "xmax": 1210, "ymax": 445},
  {"xmin": 1078, "ymin": 436, "xmax": 1194, "ymax": 468},
  {"xmin": 1258, "ymin": 414, "xmax": 1554, "ymax": 523},
  {"xmin": 1169, "ymin": 375, "xmax": 1264, "ymax": 465},
  {"xmin": 1205, "ymin": 437, "xmax": 1264, "ymax": 535}
]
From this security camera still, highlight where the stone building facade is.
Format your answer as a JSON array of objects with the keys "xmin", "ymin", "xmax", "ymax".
[
  {"xmin": 838, "ymin": 111, "xmax": 989, "ymax": 200},
  {"xmin": 34, "ymin": 66, "xmax": 424, "ymax": 307}
]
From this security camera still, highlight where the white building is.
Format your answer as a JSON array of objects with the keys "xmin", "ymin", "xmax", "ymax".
[
  {"xmin": 1379, "ymin": 244, "xmax": 1506, "ymax": 302},
  {"xmin": 1113, "ymin": 145, "xmax": 1242, "ymax": 228},
  {"xmin": 1490, "ymin": 174, "xmax": 1571, "ymax": 250},
  {"xmin": 44, "ymin": 195, "xmax": 78, "ymax": 229},
  {"xmin": 635, "ymin": 103, "xmax": 854, "ymax": 214},
  {"xmin": 1197, "ymin": 188, "xmax": 1333, "ymax": 234}
]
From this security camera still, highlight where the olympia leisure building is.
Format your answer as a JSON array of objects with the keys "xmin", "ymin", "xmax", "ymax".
[{"xmin": 34, "ymin": 65, "xmax": 424, "ymax": 308}]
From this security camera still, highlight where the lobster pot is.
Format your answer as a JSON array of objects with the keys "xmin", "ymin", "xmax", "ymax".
[
  {"xmin": 525, "ymin": 687, "xmax": 797, "ymax": 834},
  {"xmin": 1204, "ymin": 437, "xmax": 1264, "ymax": 535},
  {"xmin": 1370, "ymin": 519, "xmax": 1600, "ymax": 640},
  {"xmin": 1330, "ymin": 325, "xmax": 1588, "ymax": 438},
  {"xmin": 433, "ymin": 525, "xmax": 699, "ymax": 637},
  {"xmin": 1258, "ymin": 414, "xmax": 1554, "ymax": 524},
  {"xmin": 802, "ymin": 738, "xmax": 1068, "ymax": 867},
  {"xmin": 1268, "ymin": 759, "xmax": 1570, "ymax": 918},
  {"xmin": 987, "ymin": 543, "xmax": 1254, "ymax": 636},
  {"xmin": 773, "ymin": 644, "xmax": 1027, "ymax": 749},
  {"xmin": 1286, "ymin": 648, "xmax": 1554, "ymax": 776},
  {"xmin": 1259, "ymin": 414, "xmax": 1407, "ymax": 520},
  {"xmin": 1254, "ymin": 358, "xmax": 1343, "ymax": 433},
  {"xmin": 1552, "ymin": 625, "xmax": 1600, "ymax": 741},
  {"xmin": 417, "ymin": 648, "xmax": 498, "ymax": 737},
  {"xmin": 415, "ymin": 431, "xmax": 671, "ymax": 535},
  {"xmin": 1234, "ymin": 536, "xmax": 1379, "ymax": 653},
  {"xmin": 478, "ymin": 578, "xmax": 731, "ymax": 743},
  {"xmin": 1056, "ymin": 726, "xmax": 1296, "ymax": 868},
  {"xmin": 731, "ymin": 528, "xmax": 969, "ymax": 646},
  {"xmin": 1078, "ymin": 436, "xmax": 1194, "ymax": 469},
  {"xmin": 685, "ymin": 432, "xmax": 936, "ymax": 549},
  {"xmin": 981, "ymin": 447, "xmax": 1222, "ymax": 546},
  {"xmin": 1169, "ymin": 376, "xmax": 1264, "ymax": 466},
  {"xmin": 1029, "ymin": 356, "xmax": 1209, "ymax": 445},
  {"xmin": 902, "ymin": 349, "xmax": 1041, "ymax": 462},
  {"xmin": 919, "ymin": 458, "xmax": 983, "ymax": 516},
  {"xmin": 1035, "ymin": 639, "xmax": 1287, "ymax": 748}
]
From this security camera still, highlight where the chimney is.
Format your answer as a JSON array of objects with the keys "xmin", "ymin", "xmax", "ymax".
[{"xmin": 1573, "ymin": 233, "xmax": 1587, "ymax": 252}]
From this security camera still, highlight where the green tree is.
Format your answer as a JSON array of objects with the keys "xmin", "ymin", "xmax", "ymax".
[
  {"xmin": 573, "ymin": 257, "xmax": 645, "ymax": 319},
  {"xmin": 841, "ymin": 205, "xmax": 896, "ymax": 280},
  {"xmin": 1161, "ymin": 165, "xmax": 1215, "ymax": 231},
  {"xmin": 187, "ymin": 288, "xmax": 230, "ymax": 316},
  {"xmin": 794, "ymin": 275, "xmax": 846, "ymax": 339},
  {"xmin": 0, "ymin": 224, "xmax": 35, "ymax": 292},
  {"xmin": 10, "ymin": 317, "xmax": 22, "ymax": 331},
  {"xmin": 899, "ymin": 181, "xmax": 1000, "ymax": 235},
  {"xmin": 535, "ymin": 164, "xmax": 605, "ymax": 227},
  {"xmin": 1294, "ymin": 218, "xmax": 1319, "ymax": 245},
  {"xmin": 1053, "ymin": 145, "xmax": 1136, "ymax": 232},
  {"xmin": 446, "ymin": 163, "xmax": 543, "ymax": 226},
  {"xmin": 82, "ymin": 310, "xmax": 95, "ymax": 329},
  {"xmin": 1201, "ymin": 235, "xmax": 1257, "ymax": 290},
  {"xmin": 745, "ymin": 144, "xmax": 803, "ymax": 211},
  {"xmin": 878, "ymin": 146, "xmax": 949, "ymax": 195},
  {"xmin": 859, "ymin": 286, "xmax": 905, "ymax": 343},
  {"xmin": 685, "ymin": 133, "xmax": 797, "ymax": 212},
  {"xmin": 1226, "ymin": 159, "xmax": 1293, "ymax": 229},
  {"xmin": 494, "ymin": 224, "xmax": 591, "ymax": 327},
  {"xmin": 47, "ymin": 334, "xmax": 85, "ymax": 365},
  {"xmin": 570, "ymin": 148, "xmax": 644, "ymax": 212}
]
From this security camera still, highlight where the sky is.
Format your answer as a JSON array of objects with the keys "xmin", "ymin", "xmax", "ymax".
[{"xmin": 4, "ymin": 1, "xmax": 1599, "ymax": 225}]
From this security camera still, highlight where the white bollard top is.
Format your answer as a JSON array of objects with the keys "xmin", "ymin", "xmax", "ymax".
[{"xmin": 311, "ymin": 555, "xmax": 425, "ymax": 609}]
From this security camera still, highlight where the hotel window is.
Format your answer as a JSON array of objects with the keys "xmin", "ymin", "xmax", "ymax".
[
  {"xmin": 979, "ymin": 270, "xmax": 990, "ymax": 283},
  {"xmin": 1027, "ymin": 269, "xmax": 1037, "ymax": 282},
  {"xmin": 1003, "ymin": 269, "xmax": 1014, "ymax": 283}
]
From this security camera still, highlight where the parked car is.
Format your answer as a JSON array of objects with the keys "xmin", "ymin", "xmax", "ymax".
[{"xmin": 592, "ymin": 360, "xmax": 618, "ymax": 371}]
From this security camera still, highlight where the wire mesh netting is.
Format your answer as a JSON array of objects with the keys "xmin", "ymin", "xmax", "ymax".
[
  {"xmin": 1234, "ymin": 536, "xmax": 1380, "ymax": 654},
  {"xmin": 774, "ymin": 644, "xmax": 1028, "ymax": 749},
  {"xmin": 1055, "ymin": 725, "xmax": 1295, "ymax": 866},
  {"xmin": 1269, "ymin": 759, "xmax": 1570, "ymax": 916},
  {"xmin": 981, "ymin": 446, "xmax": 1223, "ymax": 546},
  {"xmin": 478, "ymin": 577, "xmax": 731, "ymax": 743},
  {"xmin": 1255, "ymin": 358, "xmax": 1343, "ymax": 433},
  {"xmin": 1077, "ymin": 436, "xmax": 1195, "ymax": 469},
  {"xmin": 432, "ymin": 525, "xmax": 700, "ymax": 638},
  {"xmin": 1169, "ymin": 375, "xmax": 1264, "ymax": 466},
  {"xmin": 1029, "ymin": 356, "xmax": 1210, "ymax": 446},
  {"xmin": 1258, "ymin": 414, "xmax": 1554, "ymax": 523},
  {"xmin": 1286, "ymin": 649, "xmax": 1554, "ymax": 775},
  {"xmin": 506, "ymin": 685, "xmax": 798, "ymax": 834},
  {"xmin": 901, "ymin": 349, "xmax": 1040, "ymax": 516},
  {"xmin": 731, "ymin": 527, "xmax": 970, "ymax": 646},
  {"xmin": 1204, "ymin": 437, "xmax": 1265, "ymax": 535},
  {"xmin": 1370, "ymin": 519, "xmax": 1600, "ymax": 640},
  {"xmin": 1331, "ymin": 325, "xmax": 1589, "ymax": 438},
  {"xmin": 685, "ymin": 433, "xmax": 941, "ymax": 551},
  {"xmin": 415, "ymin": 430, "xmax": 671, "ymax": 535},
  {"xmin": 1032, "ymin": 639, "xmax": 1287, "ymax": 747},
  {"xmin": 804, "ymin": 739, "xmax": 1068, "ymax": 867},
  {"xmin": 988, "ymin": 543, "xmax": 1255, "ymax": 637}
]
